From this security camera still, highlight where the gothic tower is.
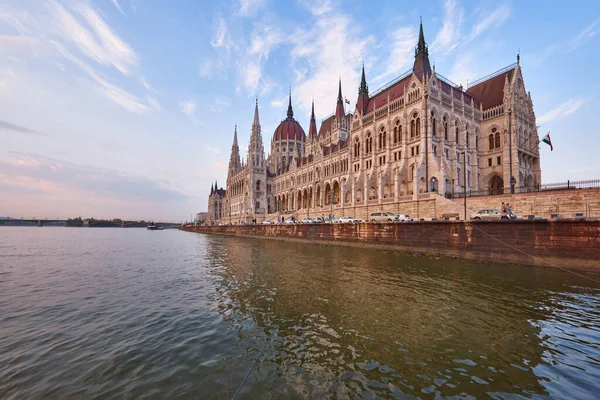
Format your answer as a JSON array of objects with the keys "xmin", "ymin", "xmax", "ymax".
[
  {"xmin": 332, "ymin": 78, "xmax": 349, "ymax": 143},
  {"xmin": 248, "ymin": 99, "xmax": 267, "ymax": 217},
  {"xmin": 228, "ymin": 125, "xmax": 241, "ymax": 178}
]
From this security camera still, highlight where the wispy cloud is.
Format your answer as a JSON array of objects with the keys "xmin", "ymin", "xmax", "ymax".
[
  {"xmin": 111, "ymin": 0, "xmax": 125, "ymax": 15},
  {"xmin": 432, "ymin": 0, "xmax": 463, "ymax": 54},
  {"xmin": 210, "ymin": 16, "xmax": 229, "ymax": 49},
  {"xmin": 569, "ymin": 18, "xmax": 600, "ymax": 51},
  {"xmin": 0, "ymin": 120, "xmax": 43, "ymax": 135},
  {"xmin": 180, "ymin": 100, "xmax": 197, "ymax": 117},
  {"xmin": 49, "ymin": 0, "xmax": 137, "ymax": 75},
  {"xmin": 467, "ymin": 5, "xmax": 510, "ymax": 41},
  {"xmin": 538, "ymin": 98, "xmax": 590, "ymax": 124},
  {"xmin": 238, "ymin": 0, "xmax": 266, "ymax": 16},
  {"xmin": 372, "ymin": 26, "xmax": 416, "ymax": 86},
  {"xmin": 206, "ymin": 145, "xmax": 220, "ymax": 154}
]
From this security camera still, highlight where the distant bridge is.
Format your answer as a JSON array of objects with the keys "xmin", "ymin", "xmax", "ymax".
[{"xmin": 0, "ymin": 218, "xmax": 182, "ymax": 228}]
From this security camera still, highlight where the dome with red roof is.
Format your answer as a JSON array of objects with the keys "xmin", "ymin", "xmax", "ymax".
[{"xmin": 272, "ymin": 94, "xmax": 306, "ymax": 142}]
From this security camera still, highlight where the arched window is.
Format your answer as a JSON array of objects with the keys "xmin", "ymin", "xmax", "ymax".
[
  {"xmin": 366, "ymin": 132, "xmax": 372, "ymax": 154},
  {"xmin": 256, "ymin": 180, "xmax": 261, "ymax": 191},
  {"xmin": 393, "ymin": 120, "xmax": 400, "ymax": 144},
  {"xmin": 455, "ymin": 120, "xmax": 460, "ymax": 144},
  {"xmin": 431, "ymin": 111, "xmax": 437, "ymax": 137},
  {"xmin": 466, "ymin": 124, "xmax": 470, "ymax": 147},
  {"xmin": 410, "ymin": 120, "xmax": 415, "ymax": 138},
  {"xmin": 353, "ymin": 137, "xmax": 360, "ymax": 157},
  {"xmin": 416, "ymin": 117, "xmax": 421, "ymax": 137},
  {"xmin": 488, "ymin": 134, "xmax": 494, "ymax": 150},
  {"xmin": 495, "ymin": 132, "xmax": 501, "ymax": 148},
  {"xmin": 443, "ymin": 115, "xmax": 448, "ymax": 140},
  {"xmin": 379, "ymin": 126, "xmax": 387, "ymax": 149}
]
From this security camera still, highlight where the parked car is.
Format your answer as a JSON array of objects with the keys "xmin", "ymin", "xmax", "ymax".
[
  {"xmin": 338, "ymin": 216, "xmax": 359, "ymax": 223},
  {"xmin": 284, "ymin": 218, "xmax": 296, "ymax": 224},
  {"xmin": 262, "ymin": 219, "xmax": 274, "ymax": 224},
  {"xmin": 369, "ymin": 212, "xmax": 400, "ymax": 223},
  {"xmin": 470, "ymin": 209, "xmax": 510, "ymax": 220},
  {"xmin": 301, "ymin": 217, "xmax": 313, "ymax": 224},
  {"xmin": 396, "ymin": 214, "xmax": 413, "ymax": 222}
]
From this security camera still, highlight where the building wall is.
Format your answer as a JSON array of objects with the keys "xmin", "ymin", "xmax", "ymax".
[{"xmin": 182, "ymin": 220, "xmax": 600, "ymax": 270}]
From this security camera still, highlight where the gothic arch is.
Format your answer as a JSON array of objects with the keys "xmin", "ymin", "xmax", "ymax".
[{"xmin": 487, "ymin": 174, "xmax": 504, "ymax": 195}]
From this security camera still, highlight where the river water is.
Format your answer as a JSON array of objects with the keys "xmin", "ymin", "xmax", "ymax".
[{"xmin": 1, "ymin": 227, "xmax": 599, "ymax": 399}]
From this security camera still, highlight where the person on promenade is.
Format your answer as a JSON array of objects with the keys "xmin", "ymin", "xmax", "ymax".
[{"xmin": 501, "ymin": 202, "xmax": 506, "ymax": 213}]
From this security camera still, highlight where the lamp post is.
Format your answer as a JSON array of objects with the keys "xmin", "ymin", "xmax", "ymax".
[
  {"xmin": 329, "ymin": 189, "xmax": 335, "ymax": 223},
  {"xmin": 278, "ymin": 198, "xmax": 282, "ymax": 224},
  {"xmin": 510, "ymin": 176, "xmax": 516, "ymax": 195},
  {"xmin": 462, "ymin": 151, "xmax": 467, "ymax": 221},
  {"xmin": 451, "ymin": 178, "xmax": 455, "ymax": 198}
]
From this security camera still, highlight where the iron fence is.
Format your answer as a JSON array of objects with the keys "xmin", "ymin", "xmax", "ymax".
[{"xmin": 443, "ymin": 178, "xmax": 600, "ymax": 199}]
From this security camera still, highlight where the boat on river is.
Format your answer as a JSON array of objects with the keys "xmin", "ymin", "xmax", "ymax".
[{"xmin": 147, "ymin": 223, "xmax": 163, "ymax": 230}]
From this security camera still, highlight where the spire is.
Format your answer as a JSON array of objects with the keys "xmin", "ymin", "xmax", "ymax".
[
  {"xmin": 357, "ymin": 62, "xmax": 369, "ymax": 115},
  {"xmin": 335, "ymin": 77, "xmax": 345, "ymax": 120},
  {"xmin": 413, "ymin": 18, "xmax": 431, "ymax": 81},
  {"xmin": 359, "ymin": 62, "xmax": 368, "ymax": 95},
  {"xmin": 233, "ymin": 124, "xmax": 238, "ymax": 147},
  {"xmin": 215, "ymin": 179, "xmax": 218, "ymax": 190},
  {"xmin": 252, "ymin": 98, "xmax": 260, "ymax": 128},
  {"xmin": 308, "ymin": 99, "xmax": 317, "ymax": 138},
  {"xmin": 286, "ymin": 88, "xmax": 294, "ymax": 120},
  {"xmin": 229, "ymin": 125, "xmax": 241, "ymax": 173},
  {"xmin": 210, "ymin": 182, "xmax": 214, "ymax": 194}
]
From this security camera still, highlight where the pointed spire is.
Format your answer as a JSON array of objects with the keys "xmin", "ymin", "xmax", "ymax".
[
  {"xmin": 286, "ymin": 88, "xmax": 294, "ymax": 119},
  {"xmin": 215, "ymin": 179, "xmax": 218, "ymax": 190},
  {"xmin": 413, "ymin": 18, "xmax": 431, "ymax": 81},
  {"xmin": 252, "ymin": 98, "xmax": 260, "ymax": 127},
  {"xmin": 359, "ymin": 62, "xmax": 368, "ymax": 95},
  {"xmin": 308, "ymin": 99, "xmax": 317, "ymax": 138},
  {"xmin": 335, "ymin": 77, "xmax": 345, "ymax": 120},
  {"xmin": 233, "ymin": 124, "xmax": 238, "ymax": 147},
  {"xmin": 210, "ymin": 182, "xmax": 214, "ymax": 194}
]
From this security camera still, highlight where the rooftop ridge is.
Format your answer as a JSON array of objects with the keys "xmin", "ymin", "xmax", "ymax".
[
  {"xmin": 321, "ymin": 113, "xmax": 335, "ymax": 122},
  {"xmin": 369, "ymin": 68, "xmax": 413, "ymax": 98},
  {"xmin": 468, "ymin": 62, "xmax": 517, "ymax": 88},
  {"xmin": 434, "ymin": 73, "xmax": 461, "ymax": 89}
]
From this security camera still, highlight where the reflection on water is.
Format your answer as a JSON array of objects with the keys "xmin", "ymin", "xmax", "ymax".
[{"xmin": 0, "ymin": 228, "xmax": 599, "ymax": 399}]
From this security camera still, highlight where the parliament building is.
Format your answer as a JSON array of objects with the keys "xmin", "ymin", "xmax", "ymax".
[{"xmin": 208, "ymin": 22, "xmax": 541, "ymax": 224}]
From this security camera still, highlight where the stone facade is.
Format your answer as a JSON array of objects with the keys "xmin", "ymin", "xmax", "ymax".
[
  {"xmin": 207, "ymin": 182, "xmax": 226, "ymax": 224},
  {"xmin": 211, "ymin": 22, "xmax": 542, "ymax": 223}
]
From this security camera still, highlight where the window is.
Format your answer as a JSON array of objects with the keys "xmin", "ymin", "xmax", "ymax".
[
  {"xmin": 393, "ymin": 120, "xmax": 401, "ymax": 144},
  {"xmin": 366, "ymin": 132, "xmax": 373, "ymax": 154},
  {"xmin": 411, "ymin": 113, "xmax": 420, "ymax": 138},
  {"xmin": 411, "ymin": 147, "xmax": 415, "ymax": 157},
  {"xmin": 445, "ymin": 148, "xmax": 449, "ymax": 158},
  {"xmin": 466, "ymin": 124, "xmax": 470, "ymax": 147},
  {"xmin": 353, "ymin": 138, "xmax": 360, "ymax": 157},
  {"xmin": 489, "ymin": 134, "xmax": 494, "ymax": 150},
  {"xmin": 488, "ymin": 158, "xmax": 492, "ymax": 167},
  {"xmin": 256, "ymin": 181, "xmax": 261, "ymax": 191},
  {"xmin": 455, "ymin": 120, "xmax": 460, "ymax": 143},
  {"xmin": 431, "ymin": 111, "xmax": 436, "ymax": 137},
  {"xmin": 497, "ymin": 156, "xmax": 501, "ymax": 165},
  {"xmin": 416, "ymin": 145, "xmax": 419, "ymax": 155},
  {"xmin": 433, "ymin": 145, "xmax": 437, "ymax": 156},
  {"xmin": 443, "ymin": 116, "xmax": 448, "ymax": 140},
  {"xmin": 379, "ymin": 126, "xmax": 387, "ymax": 149},
  {"xmin": 495, "ymin": 132, "xmax": 501, "ymax": 148}
]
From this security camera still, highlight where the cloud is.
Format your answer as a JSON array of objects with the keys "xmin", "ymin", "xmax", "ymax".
[
  {"xmin": 537, "ymin": 98, "xmax": 590, "ymax": 124},
  {"xmin": 432, "ymin": 0, "xmax": 463, "ymax": 54},
  {"xmin": 372, "ymin": 26, "xmax": 416, "ymax": 85},
  {"xmin": 49, "ymin": 0, "xmax": 137, "ymax": 75},
  {"xmin": 210, "ymin": 16, "xmax": 229, "ymax": 49},
  {"xmin": 180, "ymin": 100, "xmax": 197, "ymax": 117},
  {"xmin": 569, "ymin": 18, "xmax": 600, "ymax": 51},
  {"xmin": 271, "ymin": 98, "xmax": 285, "ymax": 109},
  {"xmin": 52, "ymin": 41, "xmax": 150, "ymax": 113},
  {"xmin": 0, "ymin": 152, "xmax": 191, "ymax": 205},
  {"xmin": 147, "ymin": 95, "xmax": 162, "ymax": 111},
  {"xmin": 0, "ymin": 120, "xmax": 43, "ymax": 135},
  {"xmin": 111, "ymin": 0, "xmax": 125, "ymax": 15},
  {"xmin": 289, "ymin": 11, "xmax": 373, "ymax": 117},
  {"xmin": 449, "ymin": 51, "xmax": 478, "ymax": 87},
  {"xmin": 206, "ymin": 145, "xmax": 220, "ymax": 154},
  {"xmin": 207, "ymin": 97, "xmax": 231, "ymax": 113},
  {"xmin": 238, "ymin": 0, "xmax": 266, "ymax": 16},
  {"xmin": 467, "ymin": 5, "xmax": 510, "ymax": 41}
]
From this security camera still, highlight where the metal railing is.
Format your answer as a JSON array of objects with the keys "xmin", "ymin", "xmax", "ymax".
[{"xmin": 443, "ymin": 179, "xmax": 600, "ymax": 199}]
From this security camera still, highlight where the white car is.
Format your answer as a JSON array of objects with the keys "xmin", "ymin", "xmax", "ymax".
[
  {"xmin": 284, "ymin": 218, "xmax": 296, "ymax": 224},
  {"xmin": 262, "ymin": 219, "xmax": 274, "ymax": 224},
  {"xmin": 397, "ymin": 214, "xmax": 413, "ymax": 222},
  {"xmin": 338, "ymin": 216, "xmax": 359, "ymax": 223},
  {"xmin": 301, "ymin": 217, "xmax": 313, "ymax": 224}
]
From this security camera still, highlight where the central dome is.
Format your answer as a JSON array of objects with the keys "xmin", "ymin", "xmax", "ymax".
[{"xmin": 272, "ymin": 94, "xmax": 306, "ymax": 142}]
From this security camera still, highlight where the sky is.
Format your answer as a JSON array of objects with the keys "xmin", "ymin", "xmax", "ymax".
[{"xmin": 0, "ymin": 0, "xmax": 599, "ymax": 221}]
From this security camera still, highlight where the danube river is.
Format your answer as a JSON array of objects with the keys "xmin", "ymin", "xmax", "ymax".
[{"xmin": 1, "ymin": 228, "xmax": 599, "ymax": 399}]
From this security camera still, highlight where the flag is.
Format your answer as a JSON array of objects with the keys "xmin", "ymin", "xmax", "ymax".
[
  {"xmin": 542, "ymin": 132, "xmax": 553, "ymax": 151},
  {"xmin": 344, "ymin": 97, "xmax": 350, "ymax": 105}
]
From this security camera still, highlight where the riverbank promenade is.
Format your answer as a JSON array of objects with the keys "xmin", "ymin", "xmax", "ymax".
[{"xmin": 182, "ymin": 219, "xmax": 600, "ymax": 271}]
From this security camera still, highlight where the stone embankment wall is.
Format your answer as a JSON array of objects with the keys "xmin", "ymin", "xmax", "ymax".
[
  {"xmin": 453, "ymin": 188, "xmax": 600, "ymax": 219},
  {"xmin": 182, "ymin": 220, "xmax": 600, "ymax": 271}
]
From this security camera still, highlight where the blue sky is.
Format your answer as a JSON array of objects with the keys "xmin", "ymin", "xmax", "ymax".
[{"xmin": 0, "ymin": 0, "xmax": 598, "ymax": 220}]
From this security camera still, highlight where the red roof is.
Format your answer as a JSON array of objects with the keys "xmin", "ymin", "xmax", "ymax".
[
  {"xmin": 365, "ymin": 76, "xmax": 410, "ymax": 114},
  {"xmin": 467, "ymin": 67, "xmax": 514, "ymax": 110},
  {"xmin": 317, "ymin": 115, "xmax": 334, "ymax": 138},
  {"xmin": 273, "ymin": 119, "xmax": 306, "ymax": 142}
]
